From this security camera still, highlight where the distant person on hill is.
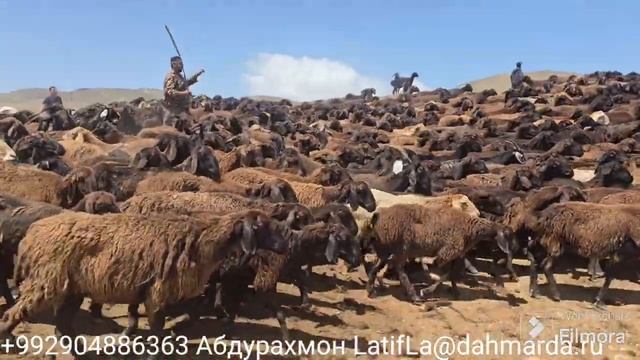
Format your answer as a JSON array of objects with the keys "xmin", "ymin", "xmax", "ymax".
[
  {"xmin": 510, "ymin": 62, "xmax": 524, "ymax": 89},
  {"xmin": 39, "ymin": 86, "xmax": 64, "ymax": 131}
]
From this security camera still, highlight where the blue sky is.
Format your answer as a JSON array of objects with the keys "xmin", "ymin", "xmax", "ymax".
[{"xmin": 0, "ymin": 0, "xmax": 638, "ymax": 100}]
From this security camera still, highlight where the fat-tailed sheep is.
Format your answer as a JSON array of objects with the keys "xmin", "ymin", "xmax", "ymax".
[
  {"xmin": 359, "ymin": 204, "xmax": 512, "ymax": 303},
  {"xmin": 0, "ymin": 210, "xmax": 287, "ymax": 344},
  {"xmin": 0, "ymin": 162, "xmax": 97, "ymax": 208}
]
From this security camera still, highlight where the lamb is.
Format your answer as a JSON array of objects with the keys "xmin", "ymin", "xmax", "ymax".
[
  {"xmin": 0, "ymin": 162, "xmax": 97, "ymax": 208},
  {"xmin": 224, "ymin": 169, "xmax": 376, "ymax": 211},
  {"xmin": 529, "ymin": 202, "xmax": 640, "ymax": 307},
  {"xmin": 0, "ymin": 210, "xmax": 287, "ymax": 346},
  {"xmin": 359, "ymin": 204, "xmax": 512, "ymax": 303}
]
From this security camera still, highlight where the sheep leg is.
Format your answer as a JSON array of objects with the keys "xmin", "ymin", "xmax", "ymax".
[
  {"xmin": 265, "ymin": 290, "xmax": 290, "ymax": 341},
  {"xmin": 366, "ymin": 257, "xmax": 388, "ymax": 298},
  {"xmin": 464, "ymin": 257, "xmax": 479, "ymax": 275},
  {"xmin": 594, "ymin": 259, "xmax": 613, "ymax": 309},
  {"xmin": 594, "ymin": 275, "xmax": 613, "ymax": 309},
  {"xmin": 448, "ymin": 258, "xmax": 464, "ymax": 299},
  {"xmin": 145, "ymin": 309, "xmax": 167, "ymax": 360},
  {"xmin": 527, "ymin": 252, "xmax": 539, "ymax": 298},
  {"xmin": 506, "ymin": 251, "xmax": 517, "ymax": 281},
  {"xmin": 589, "ymin": 257, "xmax": 604, "ymax": 281},
  {"xmin": 292, "ymin": 269, "xmax": 311, "ymax": 309},
  {"xmin": 53, "ymin": 294, "xmax": 84, "ymax": 358},
  {"xmin": 88, "ymin": 301, "xmax": 103, "ymax": 319},
  {"xmin": 0, "ymin": 271, "xmax": 14, "ymax": 307},
  {"xmin": 393, "ymin": 257, "xmax": 421, "ymax": 303},
  {"xmin": 541, "ymin": 256, "xmax": 561, "ymax": 301},
  {"xmin": 123, "ymin": 304, "xmax": 140, "ymax": 336}
]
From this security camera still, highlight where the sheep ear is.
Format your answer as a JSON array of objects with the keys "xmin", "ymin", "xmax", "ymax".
[
  {"xmin": 269, "ymin": 184, "xmax": 285, "ymax": 202},
  {"xmin": 325, "ymin": 233, "xmax": 339, "ymax": 264},
  {"xmin": 187, "ymin": 152, "xmax": 199, "ymax": 174},
  {"xmin": 7, "ymin": 124, "xmax": 16, "ymax": 139},
  {"xmin": 347, "ymin": 184, "xmax": 359, "ymax": 211},
  {"xmin": 371, "ymin": 212, "xmax": 380, "ymax": 226},
  {"xmin": 166, "ymin": 140, "xmax": 178, "ymax": 162},
  {"xmin": 518, "ymin": 175, "xmax": 533, "ymax": 189},
  {"xmin": 135, "ymin": 153, "xmax": 148, "ymax": 169},
  {"xmin": 452, "ymin": 163, "xmax": 465, "ymax": 180},
  {"xmin": 240, "ymin": 218, "xmax": 257, "ymax": 255},
  {"xmin": 86, "ymin": 173, "xmax": 97, "ymax": 193},
  {"xmin": 71, "ymin": 197, "xmax": 87, "ymax": 212},
  {"xmin": 65, "ymin": 179, "xmax": 78, "ymax": 207},
  {"xmin": 496, "ymin": 230, "xmax": 511, "ymax": 255},
  {"xmin": 285, "ymin": 208, "xmax": 297, "ymax": 226},
  {"xmin": 599, "ymin": 164, "xmax": 614, "ymax": 176}
]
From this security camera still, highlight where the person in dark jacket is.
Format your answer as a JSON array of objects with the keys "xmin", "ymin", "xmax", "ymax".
[
  {"xmin": 510, "ymin": 62, "xmax": 524, "ymax": 89},
  {"xmin": 39, "ymin": 86, "xmax": 64, "ymax": 131}
]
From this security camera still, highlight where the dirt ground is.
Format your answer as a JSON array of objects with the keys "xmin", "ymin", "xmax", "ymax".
[{"xmin": 1, "ymin": 255, "xmax": 638, "ymax": 360}]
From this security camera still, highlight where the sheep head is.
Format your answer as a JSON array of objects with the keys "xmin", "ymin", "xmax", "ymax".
[
  {"xmin": 181, "ymin": 145, "xmax": 220, "ymax": 181},
  {"xmin": 535, "ymin": 154, "xmax": 573, "ymax": 180},
  {"xmin": 232, "ymin": 211, "xmax": 288, "ymax": 257},
  {"xmin": 60, "ymin": 166, "xmax": 98, "ymax": 208},
  {"xmin": 407, "ymin": 162, "xmax": 432, "ymax": 195},
  {"xmin": 249, "ymin": 179, "xmax": 298, "ymax": 203},
  {"xmin": 314, "ymin": 164, "xmax": 352, "ymax": 186},
  {"xmin": 340, "ymin": 181, "xmax": 376, "ymax": 212},
  {"xmin": 72, "ymin": 191, "xmax": 120, "ymax": 214},
  {"xmin": 325, "ymin": 223, "xmax": 360, "ymax": 268},
  {"xmin": 269, "ymin": 203, "xmax": 313, "ymax": 230},
  {"xmin": 131, "ymin": 146, "xmax": 171, "ymax": 170},
  {"xmin": 453, "ymin": 155, "xmax": 488, "ymax": 180}
]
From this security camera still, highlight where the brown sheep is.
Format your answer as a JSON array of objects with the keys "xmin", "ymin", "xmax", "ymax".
[
  {"xmin": 0, "ymin": 191, "xmax": 120, "ymax": 307},
  {"xmin": 530, "ymin": 202, "xmax": 640, "ymax": 307},
  {"xmin": 0, "ymin": 210, "xmax": 287, "ymax": 344},
  {"xmin": 0, "ymin": 162, "xmax": 97, "ymax": 208},
  {"xmin": 360, "ymin": 204, "xmax": 512, "ymax": 303},
  {"xmin": 58, "ymin": 127, "xmax": 116, "ymax": 166},
  {"xmin": 252, "ymin": 165, "xmax": 352, "ymax": 186},
  {"xmin": 135, "ymin": 171, "xmax": 298, "ymax": 203},
  {"xmin": 224, "ymin": 169, "xmax": 376, "ymax": 211},
  {"xmin": 584, "ymin": 187, "xmax": 626, "ymax": 202},
  {"xmin": 122, "ymin": 191, "xmax": 312, "ymax": 228},
  {"xmin": 598, "ymin": 190, "xmax": 640, "ymax": 204}
]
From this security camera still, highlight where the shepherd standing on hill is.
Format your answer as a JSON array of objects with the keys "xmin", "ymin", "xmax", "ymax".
[
  {"xmin": 163, "ymin": 56, "xmax": 204, "ymax": 124},
  {"xmin": 38, "ymin": 86, "xmax": 64, "ymax": 131},
  {"xmin": 510, "ymin": 62, "xmax": 524, "ymax": 89}
]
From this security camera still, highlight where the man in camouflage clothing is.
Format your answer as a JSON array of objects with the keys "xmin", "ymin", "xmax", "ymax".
[{"xmin": 163, "ymin": 56, "xmax": 203, "ymax": 124}]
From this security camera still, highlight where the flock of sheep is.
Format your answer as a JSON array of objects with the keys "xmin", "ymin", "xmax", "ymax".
[{"xmin": 0, "ymin": 70, "xmax": 639, "ymax": 356}]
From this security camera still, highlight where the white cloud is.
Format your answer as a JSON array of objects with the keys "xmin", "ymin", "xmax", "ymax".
[{"xmin": 243, "ymin": 53, "xmax": 388, "ymax": 101}]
